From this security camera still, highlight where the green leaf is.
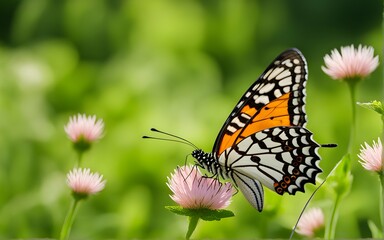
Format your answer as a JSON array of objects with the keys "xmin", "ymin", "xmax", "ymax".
[
  {"xmin": 368, "ymin": 220, "xmax": 383, "ymax": 238},
  {"xmin": 165, "ymin": 206, "xmax": 235, "ymax": 221},
  {"xmin": 357, "ymin": 100, "xmax": 384, "ymax": 115},
  {"xmin": 328, "ymin": 153, "xmax": 353, "ymax": 197}
]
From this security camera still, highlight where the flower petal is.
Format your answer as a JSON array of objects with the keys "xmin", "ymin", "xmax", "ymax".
[
  {"xmin": 67, "ymin": 168, "xmax": 106, "ymax": 195},
  {"xmin": 322, "ymin": 44, "xmax": 379, "ymax": 80},
  {"xmin": 296, "ymin": 207, "xmax": 325, "ymax": 237},
  {"xmin": 358, "ymin": 138, "xmax": 383, "ymax": 172},
  {"xmin": 64, "ymin": 114, "xmax": 104, "ymax": 143},
  {"xmin": 167, "ymin": 165, "xmax": 233, "ymax": 210}
]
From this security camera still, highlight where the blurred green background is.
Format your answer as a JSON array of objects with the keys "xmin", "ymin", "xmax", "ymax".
[{"xmin": 0, "ymin": 0, "xmax": 382, "ymax": 238}]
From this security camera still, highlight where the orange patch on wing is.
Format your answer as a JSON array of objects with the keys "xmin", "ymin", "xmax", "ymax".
[
  {"xmin": 239, "ymin": 105, "xmax": 257, "ymax": 116},
  {"xmin": 219, "ymin": 131, "xmax": 242, "ymax": 155},
  {"xmin": 217, "ymin": 93, "xmax": 292, "ymax": 155}
]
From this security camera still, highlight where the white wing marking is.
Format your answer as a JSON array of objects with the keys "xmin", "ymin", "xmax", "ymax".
[{"xmin": 231, "ymin": 172, "xmax": 264, "ymax": 212}]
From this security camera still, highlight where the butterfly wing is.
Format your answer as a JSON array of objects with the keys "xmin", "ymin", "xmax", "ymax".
[
  {"xmin": 211, "ymin": 49, "xmax": 321, "ymax": 211},
  {"xmin": 213, "ymin": 49, "xmax": 308, "ymax": 156},
  {"xmin": 219, "ymin": 126, "xmax": 321, "ymax": 195},
  {"xmin": 230, "ymin": 170, "xmax": 264, "ymax": 212}
]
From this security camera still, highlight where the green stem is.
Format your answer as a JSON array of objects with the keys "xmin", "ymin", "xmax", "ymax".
[
  {"xmin": 381, "ymin": 115, "xmax": 384, "ymax": 161},
  {"xmin": 76, "ymin": 151, "xmax": 83, "ymax": 167},
  {"xmin": 381, "ymin": 2, "xmax": 384, "ymax": 235},
  {"xmin": 326, "ymin": 194, "xmax": 342, "ymax": 239},
  {"xmin": 60, "ymin": 199, "xmax": 80, "ymax": 240},
  {"xmin": 381, "ymin": 117, "xmax": 384, "ymax": 237},
  {"xmin": 347, "ymin": 80, "xmax": 357, "ymax": 155},
  {"xmin": 380, "ymin": 173, "xmax": 384, "ymax": 235},
  {"xmin": 382, "ymin": 1, "xmax": 384, "ymax": 232},
  {"xmin": 382, "ymin": 0, "xmax": 384, "ymax": 105},
  {"xmin": 186, "ymin": 216, "xmax": 199, "ymax": 240}
]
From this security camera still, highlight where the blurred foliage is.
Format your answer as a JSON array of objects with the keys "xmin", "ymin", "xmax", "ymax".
[{"xmin": 0, "ymin": 0, "xmax": 382, "ymax": 239}]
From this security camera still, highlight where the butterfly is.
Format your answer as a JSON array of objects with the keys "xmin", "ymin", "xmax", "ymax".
[{"xmin": 145, "ymin": 48, "xmax": 335, "ymax": 212}]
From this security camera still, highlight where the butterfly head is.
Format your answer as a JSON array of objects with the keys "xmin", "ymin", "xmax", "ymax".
[
  {"xmin": 191, "ymin": 149, "xmax": 221, "ymax": 175},
  {"xmin": 191, "ymin": 149, "xmax": 205, "ymax": 165},
  {"xmin": 191, "ymin": 149, "xmax": 203, "ymax": 160}
]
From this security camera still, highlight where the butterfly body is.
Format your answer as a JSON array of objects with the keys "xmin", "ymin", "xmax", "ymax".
[{"xmin": 191, "ymin": 48, "xmax": 323, "ymax": 212}]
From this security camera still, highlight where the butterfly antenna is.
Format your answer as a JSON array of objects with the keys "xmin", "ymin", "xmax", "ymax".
[
  {"xmin": 142, "ymin": 128, "xmax": 199, "ymax": 149},
  {"xmin": 321, "ymin": 143, "xmax": 337, "ymax": 148}
]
